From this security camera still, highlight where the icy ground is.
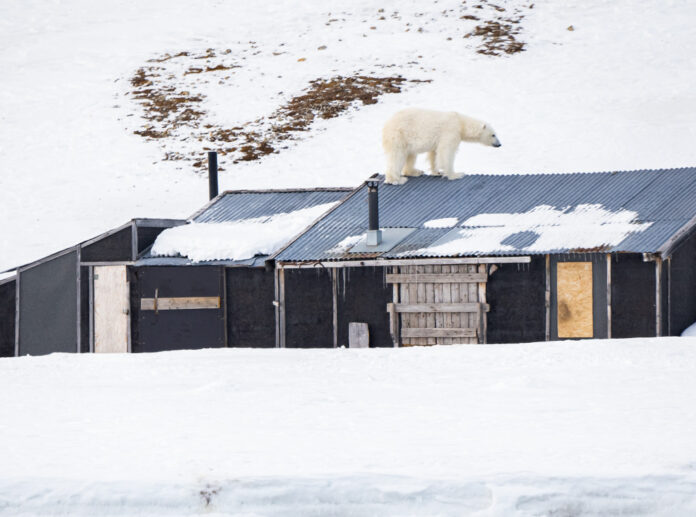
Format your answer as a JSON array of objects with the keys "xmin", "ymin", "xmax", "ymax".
[
  {"xmin": 1, "ymin": 0, "xmax": 696, "ymax": 271},
  {"xmin": 1, "ymin": 339, "xmax": 696, "ymax": 515}
]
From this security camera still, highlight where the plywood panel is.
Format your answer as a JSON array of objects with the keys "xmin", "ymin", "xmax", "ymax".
[
  {"xmin": 557, "ymin": 262, "xmax": 593, "ymax": 338},
  {"xmin": 94, "ymin": 265, "xmax": 129, "ymax": 353}
]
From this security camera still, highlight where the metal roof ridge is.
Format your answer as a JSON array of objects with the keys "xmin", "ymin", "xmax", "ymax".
[{"xmin": 269, "ymin": 182, "xmax": 366, "ymax": 262}]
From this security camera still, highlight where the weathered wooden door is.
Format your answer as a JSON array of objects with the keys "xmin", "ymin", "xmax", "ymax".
[
  {"xmin": 386, "ymin": 264, "xmax": 489, "ymax": 346},
  {"xmin": 556, "ymin": 262, "xmax": 593, "ymax": 338},
  {"xmin": 94, "ymin": 265, "xmax": 130, "ymax": 353}
]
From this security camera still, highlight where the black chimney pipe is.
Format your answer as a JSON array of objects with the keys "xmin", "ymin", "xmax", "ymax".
[
  {"xmin": 368, "ymin": 181, "xmax": 379, "ymax": 231},
  {"xmin": 208, "ymin": 151, "xmax": 218, "ymax": 200}
]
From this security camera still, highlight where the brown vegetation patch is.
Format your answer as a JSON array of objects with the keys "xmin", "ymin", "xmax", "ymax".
[
  {"xmin": 126, "ymin": 49, "xmax": 426, "ymax": 170},
  {"xmin": 463, "ymin": 0, "xmax": 531, "ymax": 56},
  {"xmin": 208, "ymin": 75, "xmax": 426, "ymax": 165}
]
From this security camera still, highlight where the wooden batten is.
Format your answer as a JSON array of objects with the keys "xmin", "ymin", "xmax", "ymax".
[
  {"xmin": 140, "ymin": 296, "xmax": 220, "ymax": 311},
  {"xmin": 386, "ymin": 273, "xmax": 487, "ymax": 283},
  {"xmin": 388, "ymin": 302, "xmax": 489, "ymax": 313},
  {"xmin": 401, "ymin": 328, "xmax": 477, "ymax": 338},
  {"xmin": 655, "ymin": 257, "xmax": 662, "ymax": 337}
]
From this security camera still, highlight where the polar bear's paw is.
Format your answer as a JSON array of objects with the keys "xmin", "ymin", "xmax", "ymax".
[
  {"xmin": 403, "ymin": 168, "xmax": 424, "ymax": 177},
  {"xmin": 445, "ymin": 172, "xmax": 465, "ymax": 180},
  {"xmin": 385, "ymin": 176, "xmax": 409, "ymax": 185}
]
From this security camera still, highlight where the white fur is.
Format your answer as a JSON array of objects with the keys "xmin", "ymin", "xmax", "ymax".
[{"xmin": 382, "ymin": 108, "xmax": 501, "ymax": 185}]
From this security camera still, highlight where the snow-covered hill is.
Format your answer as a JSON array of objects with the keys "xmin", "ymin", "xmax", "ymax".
[
  {"xmin": 1, "ymin": 339, "xmax": 696, "ymax": 514},
  {"xmin": 1, "ymin": 0, "xmax": 695, "ymax": 272}
]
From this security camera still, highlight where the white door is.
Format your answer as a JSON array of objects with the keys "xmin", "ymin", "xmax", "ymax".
[{"xmin": 94, "ymin": 265, "xmax": 130, "ymax": 353}]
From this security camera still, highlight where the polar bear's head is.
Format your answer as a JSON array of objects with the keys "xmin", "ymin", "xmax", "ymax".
[
  {"xmin": 458, "ymin": 114, "xmax": 501, "ymax": 147},
  {"xmin": 478, "ymin": 123, "xmax": 501, "ymax": 148}
]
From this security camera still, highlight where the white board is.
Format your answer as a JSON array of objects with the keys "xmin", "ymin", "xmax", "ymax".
[{"xmin": 94, "ymin": 265, "xmax": 129, "ymax": 353}]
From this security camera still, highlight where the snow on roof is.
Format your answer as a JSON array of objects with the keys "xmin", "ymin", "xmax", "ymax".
[
  {"xmin": 407, "ymin": 204, "xmax": 653, "ymax": 257},
  {"xmin": 151, "ymin": 202, "xmax": 338, "ymax": 262}
]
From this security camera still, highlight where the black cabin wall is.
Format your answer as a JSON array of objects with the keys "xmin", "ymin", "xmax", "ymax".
[
  {"xmin": 487, "ymin": 257, "xmax": 546, "ymax": 344},
  {"xmin": 226, "ymin": 267, "xmax": 275, "ymax": 348},
  {"xmin": 284, "ymin": 268, "xmax": 333, "ymax": 348},
  {"xmin": 130, "ymin": 266, "xmax": 225, "ymax": 353},
  {"xmin": 611, "ymin": 253, "xmax": 655, "ymax": 338},
  {"xmin": 18, "ymin": 251, "xmax": 78, "ymax": 355},
  {"xmin": 81, "ymin": 227, "xmax": 133, "ymax": 262},
  {"xmin": 0, "ymin": 280, "xmax": 16, "ymax": 357},
  {"xmin": 667, "ymin": 228, "xmax": 696, "ymax": 335},
  {"xmin": 137, "ymin": 226, "xmax": 169, "ymax": 255},
  {"xmin": 336, "ymin": 266, "xmax": 392, "ymax": 347}
]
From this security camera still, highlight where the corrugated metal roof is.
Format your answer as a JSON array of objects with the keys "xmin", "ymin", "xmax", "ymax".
[
  {"xmin": 139, "ymin": 189, "xmax": 351, "ymax": 266},
  {"xmin": 274, "ymin": 168, "xmax": 696, "ymax": 261},
  {"xmin": 191, "ymin": 188, "xmax": 352, "ymax": 223}
]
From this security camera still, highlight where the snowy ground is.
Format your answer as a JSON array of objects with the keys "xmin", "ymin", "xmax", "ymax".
[
  {"xmin": 1, "ymin": 0, "xmax": 695, "ymax": 271},
  {"xmin": 1, "ymin": 339, "xmax": 696, "ymax": 515}
]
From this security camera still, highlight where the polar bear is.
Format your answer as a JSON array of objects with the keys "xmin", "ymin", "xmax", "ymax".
[{"xmin": 382, "ymin": 108, "xmax": 501, "ymax": 185}]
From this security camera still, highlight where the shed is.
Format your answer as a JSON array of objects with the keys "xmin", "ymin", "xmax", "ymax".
[
  {"xmin": 1, "ymin": 219, "xmax": 184, "ymax": 356},
  {"xmin": 271, "ymin": 168, "xmax": 696, "ymax": 347},
  {"xmin": 125, "ymin": 188, "xmax": 351, "ymax": 353}
]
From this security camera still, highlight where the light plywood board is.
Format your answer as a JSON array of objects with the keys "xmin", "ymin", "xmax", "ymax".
[
  {"xmin": 557, "ymin": 262, "xmax": 593, "ymax": 338},
  {"xmin": 94, "ymin": 265, "xmax": 129, "ymax": 353}
]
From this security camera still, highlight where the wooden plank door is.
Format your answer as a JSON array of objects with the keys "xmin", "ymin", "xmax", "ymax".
[
  {"xmin": 94, "ymin": 265, "xmax": 130, "ymax": 353},
  {"xmin": 386, "ymin": 264, "xmax": 488, "ymax": 346}
]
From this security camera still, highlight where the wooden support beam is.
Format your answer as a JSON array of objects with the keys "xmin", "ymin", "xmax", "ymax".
[
  {"xmin": 387, "ymin": 302, "xmax": 489, "ymax": 313},
  {"xmin": 279, "ymin": 256, "xmax": 532, "ymax": 269},
  {"xmin": 389, "ymin": 266, "xmax": 400, "ymax": 347},
  {"xmin": 656, "ymin": 257, "xmax": 662, "ymax": 337},
  {"xmin": 140, "ymin": 296, "xmax": 220, "ymax": 311},
  {"xmin": 606, "ymin": 254, "xmax": 612, "ymax": 339},
  {"xmin": 545, "ymin": 255, "xmax": 551, "ymax": 341},
  {"xmin": 478, "ymin": 264, "xmax": 487, "ymax": 344},
  {"xmin": 401, "ymin": 328, "xmax": 477, "ymax": 338},
  {"xmin": 331, "ymin": 268, "xmax": 338, "ymax": 348},
  {"xmin": 385, "ymin": 273, "xmax": 487, "ymax": 283}
]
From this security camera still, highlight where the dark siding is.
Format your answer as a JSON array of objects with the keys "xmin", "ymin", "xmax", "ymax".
[
  {"xmin": 137, "ymin": 226, "xmax": 168, "ymax": 254},
  {"xmin": 550, "ymin": 254, "xmax": 608, "ymax": 340},
  {"xmin": 81, "ymin": 227, "xmax": 133, "ymax": 262},
  {"xmin": 668, "ymin": 229, "xmax": 696, "ymax": 335},
  {"xmin": 487, "ymin": 258, "xmax": 546, "ymax": 344},
  {"xmin": 130, "ymin": 266, "xmax": 225, "ymax": 353},
  {"xmin": 336, "ymin": 267, "xmax": 393, "ymax": 348},
  {"xmin": 226, "ymin": 268, "xmax": 275, "ymax": 348},
  {"xmin": 19, "ymin": 251, "xmax": 78, "ymax": 355},
  {"xmin": 0, "ymin": 280, "xmax": 16, "ymax": 357},
  {"xmin": 611, "ymin": 253, "xmax": 656, "ymax": 337},
  {"xmin": 284, "ymin": 268, "xmax": 333, "ymax": 348},
  {"xmin": 80, "ymin": 266, "xmax": 90, "ymax": 353}
]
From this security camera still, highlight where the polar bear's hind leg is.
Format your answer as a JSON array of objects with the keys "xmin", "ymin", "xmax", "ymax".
[{"xmin": 402, "ymin": 153, "xmax": 424, "ymax": 177}]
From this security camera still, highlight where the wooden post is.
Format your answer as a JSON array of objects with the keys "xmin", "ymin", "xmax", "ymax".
[
  {"xmin": 545, "ymin": 255, "xmax": 551, "ymax": 341},
  {"xmin": 332, "ymin": 268, "xmax": 338, "ymax": 348},
  {"xmin": 606, "ymin": 254, "xmax": 612, "ymax": 339},
  {"xmin": 76, "ymin": 247, "xmax": 81, "ymax": 353},
  {"xmin": 14, "ymin": 272, "xmax": 20, "ymax": 357},
  {"xmin": 390, "ymin": 266, "xmax": 400, "ymax": 347},
  {"xmin": 88, "ymin": 266, "xmax": 95, "ymax": 353},
  {"xmin": 279, "ymin": 268, "xmax": 286, "ymax": 348},
  {"xmin": 655, "ymin": 257, "xmax": 662, "ymax": 337},
  {"xmin": 478, "ymin": 263, "xmax": 487, "ymax": 344}
]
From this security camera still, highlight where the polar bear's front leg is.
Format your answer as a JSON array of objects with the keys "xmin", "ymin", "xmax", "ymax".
[
  {"xmin": 437, "ymin": 138, "xmax": 464, "ymax": 180},
  {"xmin": 402, "ymin": 153, "xmax": 424, "ymax": 177},
  {"xmin": 385, "ymin": 150, "xmax": 409, "ymax": 185}
]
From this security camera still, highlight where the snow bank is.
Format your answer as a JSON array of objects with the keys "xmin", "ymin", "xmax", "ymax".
[
  {"xmin": 150, "ymin": 202, "xmax": 337, "ymax": 262},
  {"xmin": 2, "ymin": 339, "xmax": 696, "ymax": 514},
  {"xmin": 411, "ymin": 204, "xmax": 652, "ymax": 255}
]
